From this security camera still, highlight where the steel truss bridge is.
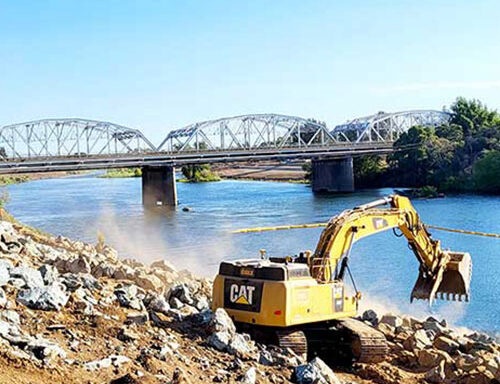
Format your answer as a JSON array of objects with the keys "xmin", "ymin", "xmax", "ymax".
[{"xmin": 0, "ymin": 110, "xmax": 451, "ymax": 174}]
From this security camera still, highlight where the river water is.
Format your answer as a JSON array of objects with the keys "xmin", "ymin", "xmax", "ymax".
[{"xmin": 3, "ymin": 175, "xmax": 500, "ymax": 333}]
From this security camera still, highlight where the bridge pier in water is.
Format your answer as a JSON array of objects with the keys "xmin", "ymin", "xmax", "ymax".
[
  {"xmin": 312, "ymin": 157, "xmax": 354, "ymax": 193},
  {"xmin": 141, "ymin": 166, "xmax": 177, "ymax": 207}
]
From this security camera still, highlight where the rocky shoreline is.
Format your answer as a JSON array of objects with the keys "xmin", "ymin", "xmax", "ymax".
[{"xmin": 0, "ymin": 210, "xmax": 497, "ymax": 384}]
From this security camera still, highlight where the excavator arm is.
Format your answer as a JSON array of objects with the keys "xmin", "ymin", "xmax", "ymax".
[{"xmin": 310, "ymin": 195, "xmax": 471, "ymax": 304}]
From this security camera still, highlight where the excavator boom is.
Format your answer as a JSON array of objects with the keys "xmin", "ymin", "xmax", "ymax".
[{"xmin": 311, "ymin": 195, "xmax": 471, "ymax": 304}]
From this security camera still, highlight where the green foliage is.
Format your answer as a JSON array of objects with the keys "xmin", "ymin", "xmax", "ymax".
[
  {"xmin": 354, "ymin": 97, "xmax": 500, "ymax": 194},
  {"xmin": 353, "ymin": 155, "xmax": 387, "ymax": 188},
  {"xmin": 101, "ymin": 168, "xmax": 142, "ymax": 178},
  {"xmin": 472, "ymin": 150, "xmax": 500, "ymax": 193},
  {"xmin": 181, "ymin": 164, "xmax": 220, "ymax": 182},
  {"xmin": 302, "ymin": 162, "xmax": 312, "ymax": 181}
]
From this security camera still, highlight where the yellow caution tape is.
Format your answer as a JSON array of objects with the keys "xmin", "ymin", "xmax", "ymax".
[
  {"xmin": 425, "ymin": 225, "xmax": 500, "ymax": 239},
  {"xmin": 232, "ymin": 223, "xmax": 500, "ymax": 238}
]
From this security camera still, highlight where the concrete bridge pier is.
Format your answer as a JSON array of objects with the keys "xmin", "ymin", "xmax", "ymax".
[
  {"xmin": 141, "ymin": 166, "xmax": 177, "ymax": 207},
  {"xmin": 312, "ymin": 157, "xmax": 354, "ymax": 193}
]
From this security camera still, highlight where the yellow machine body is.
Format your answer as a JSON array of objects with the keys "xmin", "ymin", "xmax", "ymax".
[{"xmin": 213, "ymin": 270, "xmax": 357, "ymax": 327}]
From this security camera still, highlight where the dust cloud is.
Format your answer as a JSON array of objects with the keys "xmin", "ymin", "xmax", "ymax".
[{"xmin": 87, "ymin": 205, "xmax": 234, "ymax": 277}]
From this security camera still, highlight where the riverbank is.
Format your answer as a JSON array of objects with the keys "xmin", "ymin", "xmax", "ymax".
[
  {"xmin": 0, "ymin": 171, "xmax": 88, "ymax": 186},
  {"xmin": 214, "ymin": 163, "xmax": 307, "ymax": 183},
  {"xmin": 0, "ymin": 208, "xmax": 498, "ymax": 383}
]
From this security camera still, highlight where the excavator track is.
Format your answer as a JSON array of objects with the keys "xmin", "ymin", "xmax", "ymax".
[
  {"xmin": 335, "ymin": 318, "xmax": 388, "ymax": 363},
  {"xmin": 305, "ymin": 319, "xmax": 388, "ymax": 364},
  {"xmin": 276, "ymin": 329, "xmax": 308, "ymax": 360}
]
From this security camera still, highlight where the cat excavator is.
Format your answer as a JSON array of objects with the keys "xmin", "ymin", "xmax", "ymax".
[{"xmin": 212, "ymin": 195, "xmax": 472, "ymax": 363}]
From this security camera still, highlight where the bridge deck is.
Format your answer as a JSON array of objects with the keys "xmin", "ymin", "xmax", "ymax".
[{"xmin": 0, "ymin": 143, "xmax": 393, "ymax": 174}]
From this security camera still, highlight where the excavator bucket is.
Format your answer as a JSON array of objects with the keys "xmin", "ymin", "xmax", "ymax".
[{"xmin": 411, "ymin": 252, "xmax": 472, "ymax": 304}]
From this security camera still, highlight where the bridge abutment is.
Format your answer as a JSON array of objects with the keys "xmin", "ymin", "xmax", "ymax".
[
  {"xmin": 312, "ymin": 157, "xmax": 354, "ymax": 193},
  {"xmin": 141, "ymin": 166, "xmax": 177, "ymax": 207}
]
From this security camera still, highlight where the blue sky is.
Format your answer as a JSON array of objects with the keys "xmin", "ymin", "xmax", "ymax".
[{"xmin": 0, "ymin": 0, "xmax": 499, "ymax": 143}]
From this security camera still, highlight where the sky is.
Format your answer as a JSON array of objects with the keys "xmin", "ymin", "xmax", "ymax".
[{"xmin": 0, "ymin": 0, "xmax": 499, "ymax": 144}]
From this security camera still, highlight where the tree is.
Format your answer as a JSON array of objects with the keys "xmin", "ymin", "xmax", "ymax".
[
  {"xmin": 353, "ymin": 155, "xmax": 386, "ymax": 188},
  {"xmin": 181, "ymin": 164, "xmax": 220, "ymax": 182},
  {"xmin": 472, "ymin": 150, "xmax": 500, "ymax": 193}
]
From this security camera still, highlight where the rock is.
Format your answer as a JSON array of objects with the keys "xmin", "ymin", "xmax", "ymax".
[
  {"xmin": 125, "ymin": 311, "xmax": 148, "ymax": 325},
  {"xmin": 377, "ymin": 323, "xmax": 396, "ymax": 340},
  {"xmin": 39, "ymin": 265, "xmax": 59, "ymax": 285},
  {"xmin": 362, "ymin": 309, "xmax": 378, "ymax": 326},
  {"xmin": 0, "ymin": 287, "xmax": 6, "ymax": 308},
  {"xmin": 418, "ymin": 348, "xmax": 452, "ymax": 368},
  {"xmin": 456, "ymin": 354, "xmax": 483, "ymax": 372},
  {"xmin": 423, "ymin": 318, "xmax": 447, "ymax": 335},
  {"xmin": 462, "ymin": 370, "xmax": 495, "ymax": 384},
  {"xmin": 207, "ymin": 308, "xmax": 236, "ymax": 334},
  {"xmin": 434, "ymin": 335, "xmax": 460, "ymax": 354},
  {"xmin": 401, "ymin": 315, "xmax": 421, "ymax": 329},
  {"xmin": 228, "ymin": 333, "xmax": 256, "ymax": 359},
  {"xmin": 150, "ymin": 259, "xmax": 176, "ymax": 273},
  {"xmin": 424, "ymin": 360, "xmax": 446, "ymax": 383},
  {"xmin": 149, "ymin": 310, "xmax": 172, "ymax": 328},
  {"xmin": 379, "ymin": 313, "xmax": 403, "ymax": 328},
  {"xmin": 148, "ymin": 296, "xmax": 171, "ymax": 314},
  {"xmin": 169, "ymin": 284, "xmax": 194, "ymax": 305},
  {"xmin": 117, "ymin": 327, "xmax": 139, "ymax": 342},
  {"xmin": 403, "ymin": 329, "xmax": 432, "ymax": 351},
  {"xmin": 0, "ymin": 310, "xmax": 20, "ymax": 324},
  {"xmin": 84, "ymin": 355, "xmax": 131, "ymax": 371},
  {"xmin": 0, "ymin": 260, "xmax": 10, "ymax": 286},
  {"xmin": 61, "ymin": 256, "xmax": 91, "ymax": 274},
  {"xmin": 194, "ymin": 296, "xmax": 210, "ymax": 311},
  {"xmin": 239, "ymin": 367, "xmax": 257, "ymax": 384},
  {"xmin": 17, "ymin": 283, "xmax": 69, "ymax": 311},
  {"xmin": 26, "ymin": 337, "xmax": 67, "ymax": 362},
  {"xmin": 134, "ymin": 274, "xmax": 163, "ymax": 292},
  {"xmin": 10, "ymin": 265, "xmax": 44, "ymax": 289},
  {"xmin": 208, "ymin": 331, "xmax": 231, "ymax": 351},
  {"xmin": 259, "ymin": 349, "xmax": 274, "ymax": 366},
  {"xmin": 170, "ymin": 297, "xmax": 184, "ymax": 309},
  {"xmin": 485, "ymin": 357, "xmax": 499, "ymax": 375},
  {"xmin": 293, "ymin": 357, "xmax": 342, "ymax": 384},
  {"xmin": 114, "ymin": 284, "xmax": 144, "ymax": 311}
]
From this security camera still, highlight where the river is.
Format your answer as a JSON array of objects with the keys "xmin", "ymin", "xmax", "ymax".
[{"xmin": 3, "ymin": 174, "xmax": 500, "ymax": 333}]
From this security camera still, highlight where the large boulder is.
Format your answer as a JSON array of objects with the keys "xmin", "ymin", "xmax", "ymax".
[
  {"xmin": 379, "ymin": 313, "xmax": 403, "ymax": 328},
  {"xmin": 207, "ymin": 308, "xmax": 236, "ymax": 334},
  {"xmin": 362, "ymin": 309, "xmax": 378, "ymax": 326},
  {"xmin": 403, "ymin": 329, "xmax": 432, "ymax": 351},
  {"xmin": 17, "ymin": 282, "xmax": 69, "ymax": 311},
  {"xmin": 114, "ymin": 284, "xmax": 144, "ymax": 311},
  {"xmin": 293, "ymin": 357, "xmax": 342, "ymax": 384},
  {"xmin": 434, "ymin": 336, "xmax": 460, "ymax": 355},
  {"xmin": 418, "ymin": 348, "xmax": 452, "ymax": 368},
  {"xmin": 9, "ymin": 265, "xmax": 44, "ymax": 289}
]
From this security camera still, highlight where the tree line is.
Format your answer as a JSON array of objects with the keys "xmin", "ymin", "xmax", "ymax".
[{"xmin": 354, "ymin": 97, "xmax": 500, "ymax": 194}]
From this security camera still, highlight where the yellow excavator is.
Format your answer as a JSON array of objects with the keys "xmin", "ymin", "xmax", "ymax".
[{"xmin": 212, "ymin": 195, "xmax": 472, "ymax": 363}]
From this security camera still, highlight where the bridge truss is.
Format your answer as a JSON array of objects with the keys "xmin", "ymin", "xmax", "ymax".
[
  {"xmin": 0, "ymin": 119, "xmax": 156, "ymax": 159},
  {"xmin": 158, "ymin": 114, "xmax": 337, "ymax": 152},
  {"xmin": 332, "ymin": 110, "xmax": 451, "ymax": 143}
]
